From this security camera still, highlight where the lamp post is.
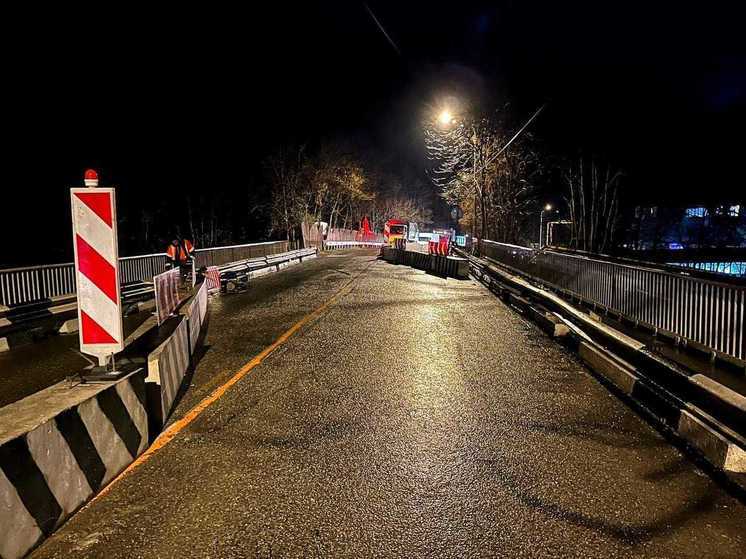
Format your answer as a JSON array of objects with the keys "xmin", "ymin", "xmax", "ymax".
[{"xmin": 539, "ymin": 204, "xmax": 553, "ymax": 248}]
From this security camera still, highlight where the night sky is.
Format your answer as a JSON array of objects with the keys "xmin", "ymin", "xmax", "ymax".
[{"xmin": 4, "ymin": 1, "xmax": 745, "ymax": 266}]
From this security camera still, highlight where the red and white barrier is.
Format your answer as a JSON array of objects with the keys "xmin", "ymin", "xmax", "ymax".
[
  {"xmin": 154, "ymin": 269, "xmax": 181, "ymax": 325},
  {"xmin": 70, "ymin": 171, "xmax": 124, "ymax": 365},
  {"xmin": 428, "ymin": 235, "xmax": 450, "ymax": 256},
  {"xmin": 205, "ymin": 266, "xmax": 221, "ymax": 292}
]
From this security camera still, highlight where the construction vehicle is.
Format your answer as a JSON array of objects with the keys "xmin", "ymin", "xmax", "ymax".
[{"xmin": 383, "ymin": 219, "xmax": 408, "ymax": 247}]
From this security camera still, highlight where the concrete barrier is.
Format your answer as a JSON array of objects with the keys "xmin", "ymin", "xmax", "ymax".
[
  {"xmin": 0, "ymin": 371, "xmax": 148, "ymax": 559},
  {"xmin": 382, "ymin": 248, "xmax": 469, "ymax": 279},
  {"xmin": 182, "ymin": 282, "xmax": 208, "ymax": 356},
  {"xmin": 470, "ymin": 253, "xmax": 746, "ymax": 491},
  {"xmin": 145, "ymin": 318, "xmax": 190, "ymax": 427},
  {"xmin": 323, "ymin": 241, "xmax": 383, "ymax": 250}
]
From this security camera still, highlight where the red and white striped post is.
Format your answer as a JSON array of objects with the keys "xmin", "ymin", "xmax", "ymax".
[{"xmin": 71, "ymin": 169, "xmax": 125, "ymax": 374}]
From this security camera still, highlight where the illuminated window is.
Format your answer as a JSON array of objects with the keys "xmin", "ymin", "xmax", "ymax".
[
  {"xmin": 685, "ymin": 207, "xmax": 707, "ymax": 218},
  {"xmin": 714, "ymin": 205, "xmax": 740, "ymax": 216}
]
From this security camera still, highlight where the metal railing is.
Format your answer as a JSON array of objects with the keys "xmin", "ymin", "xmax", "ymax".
[
  {"xmin": 193, "ymin": 241, "xmax": 290, "ymax": 268},
  {"xmin": 0, "ymin": 254, "xmax": 169, "ymax": 307},
  {"xmin": 119, "ymin": 253, "xmax": 169, "ymax": 285},
  {"xmin": 0, "ymin": 263, "xmax": 76, "ymax": 307},
  {"xmin": 1, "ymin": 240, "xmax": 293, "ymax": 307},
  {"xmin": 479, "ymin": 240, "xmax": 746, "ymax": 361}
]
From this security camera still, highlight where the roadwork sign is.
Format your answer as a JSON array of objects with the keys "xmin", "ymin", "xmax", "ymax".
[{"xmin": 70, "ymin": 184, "xmax": 124, "ymax": 364}]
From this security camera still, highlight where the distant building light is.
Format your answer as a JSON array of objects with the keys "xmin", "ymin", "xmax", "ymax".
[
  {"xmin": 668, "ymin": 242, "xmax": 684, "ymax": 250},
  {"xmin": 685, "ymin": 206, "xmax": 707, "ymax": 218},
  {"xmin": 713, "ymin": 205, "xmax": 740, "ymax": 217}
]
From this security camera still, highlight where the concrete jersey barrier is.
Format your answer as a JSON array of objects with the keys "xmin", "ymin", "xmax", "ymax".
[
  {"xmin": 183, "ymin": 282, "xmax": 208, "ymax": 356},
  {"xmin": 0, "ymin": 242, "xmax": 326, "ymax": 556},
  {"xmin": 0, "ymin": 372, "xmax": 148, "ymax": 559},
  {"xmin": 145, "ymin": 317, "xmax": 190, "ymax": 427}
]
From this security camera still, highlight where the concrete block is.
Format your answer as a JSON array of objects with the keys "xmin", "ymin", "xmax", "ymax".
[
  {"xmin": 678, "ymin": 410, "xmax": 746, "ymax": 473},
  {"xmin": 526, "ymin": 306, "xmax": 570, "ymax": 338},
  {"xmin": 690, "ymin": 374, "xmax": 746, "ymax": 413},
  {"xmin": 146, "ymin": 318, "xmax": 191, "ymax": 427},
  {"xmin": 137, "ymin": 299, "xmax": 156, "ymax": 313},
  {"xmin": 579, "ymin": 342, "xmax": 638, "ymax": 395},
  {"xmin": 0, "ymin": 371, "xmax": 148, "ymax": 559},
  {"xmin": 58, "ymin": 318, "xmax": 79, "ymax": 334}
]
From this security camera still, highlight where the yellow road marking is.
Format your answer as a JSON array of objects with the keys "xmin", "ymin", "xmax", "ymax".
[{"xmin": 90, "ymin": 260, "xmax": 372, "ymax": 503}]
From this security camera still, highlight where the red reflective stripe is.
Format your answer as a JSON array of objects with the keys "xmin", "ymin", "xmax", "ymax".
[
  {"xmin": 74, "ymin": 192, "xmax": 113, "ymax": 227},
  {"xmin": 76, "ymin": 235, "xmax": 118, "ymax": 303},
  {"xmin": 80, "ymin": 310, "xmax": 117, "ymax": 344}
]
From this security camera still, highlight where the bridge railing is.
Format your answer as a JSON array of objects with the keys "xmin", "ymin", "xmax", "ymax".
[
  {"xmin": 479, "ymin": 240, "xmax": 746, "ymax": 361},
  {"xmin": 0, "ymin": 254, "xmax": 169, "ymax": 308},
  {"xmin": 0, "ymin": 241, "xmax": 292, "ymax": 308}
]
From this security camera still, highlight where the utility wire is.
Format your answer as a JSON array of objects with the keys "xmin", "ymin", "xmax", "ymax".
[
  {"xmin": 363, "ymin": 3, "xmax": 401, "ymax": 56},
  {"xmin": 482, "ymin": 103, "xmax": 547, "ymax": 169}
]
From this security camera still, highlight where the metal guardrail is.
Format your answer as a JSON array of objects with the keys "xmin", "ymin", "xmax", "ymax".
[
  {"xmin": 479, "ymin": 240, "xmax": 746, "ymax": 361},
  {"xmin": 193, "ymin": 241, "xmax": 290, "ymax": 268}
]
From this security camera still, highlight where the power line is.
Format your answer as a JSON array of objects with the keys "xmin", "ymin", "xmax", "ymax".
[
  {"xmin": 363, "ymin": 3, "xmax": 401, "ymax": 56},
  {"xmin": 484, "ymin": 103, "xmax": 547, "ymax": 168}
]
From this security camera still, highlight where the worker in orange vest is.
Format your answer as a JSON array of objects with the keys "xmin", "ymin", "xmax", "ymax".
[{"xmin": 166, "ymin": 237, "xmax": 195, "ymax": 271}]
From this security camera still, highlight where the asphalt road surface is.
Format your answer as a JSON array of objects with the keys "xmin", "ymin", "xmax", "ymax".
[
  {"xmin": 31, "ymin": 250, "xmax": 746, "ymax": 558},
  {"xmin": 0, "ymin": 311, "xmax": 153, "ymax": 408}
]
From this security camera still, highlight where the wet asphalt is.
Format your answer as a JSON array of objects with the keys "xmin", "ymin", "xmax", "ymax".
[
  {"xmin": 0, "ymin": 311, "xmax": 153, "ymax": 408},
  {"xmin": 31, "ymin": 251, "xmax": 746, "ymax": 558}
]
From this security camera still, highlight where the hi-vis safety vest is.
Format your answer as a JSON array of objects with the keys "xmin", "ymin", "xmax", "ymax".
[{"xmin": 167, "ymin": 239, "xmax": 194, "ymax": 263}]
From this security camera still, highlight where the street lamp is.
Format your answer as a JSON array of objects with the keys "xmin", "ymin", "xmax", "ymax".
[
  {"xmin": 539, "ymin": 203, "xmax": 553, "ymax": 248},
  {"xmin": 437, "ymin": 109, "xmax": 454, "ymax": 126}
]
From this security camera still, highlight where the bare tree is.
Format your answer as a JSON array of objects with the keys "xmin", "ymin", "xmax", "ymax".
[
  {"xmin": 563, "ymin": 155, "xmax": 623, "ymax": 253},
  {"xmin": 425, "ymin": 109, "xmax": 540, "ymax": 243},
  {"xmin": 266, "ymin": 145, "xmax": 309, "ymax": 243}
]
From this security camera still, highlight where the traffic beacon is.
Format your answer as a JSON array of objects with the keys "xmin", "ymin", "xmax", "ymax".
[{"xmin": 70, "ymin": 169, "xmax": 126, "ymax": 380}]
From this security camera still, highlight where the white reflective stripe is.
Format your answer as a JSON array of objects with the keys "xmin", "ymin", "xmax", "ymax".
[
  {"xmin": 72, "ymin": 196, "xmax": 116, "ymax": 265},
  {"xmin": 77, "ymin": 273, "xmax": 122, "ymax": 343}
]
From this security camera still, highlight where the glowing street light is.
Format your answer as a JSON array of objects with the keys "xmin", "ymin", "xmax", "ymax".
[
  {"xmin": 539, "ymin": 204, "xmax": 555, "ymax": 248},
  {"xmin": 438, "ymin": 109, "xmax": 454, "ymax": 126}
]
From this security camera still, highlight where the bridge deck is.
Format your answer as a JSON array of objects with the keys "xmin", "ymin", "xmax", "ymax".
[{"xmin": 29, "ymin": 251, "xmax": 746, "ymax": 558}]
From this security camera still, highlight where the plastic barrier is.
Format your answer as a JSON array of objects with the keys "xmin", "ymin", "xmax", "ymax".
[
  {"xmin": 205, "ymin": 266, "xmax": 221, "ymax": 292},
  {"xmin": 154, "ymin": 269, "xmax": 181, "ymax": 325},
  {"xmin": 428, "ymin": 236, "xmax": 450, "ymax": 256}
]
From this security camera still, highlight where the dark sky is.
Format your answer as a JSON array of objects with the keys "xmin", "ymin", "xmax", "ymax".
[{"xmin": 4, "ymin": 1, "xmax": 746, "ymax": 265}]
